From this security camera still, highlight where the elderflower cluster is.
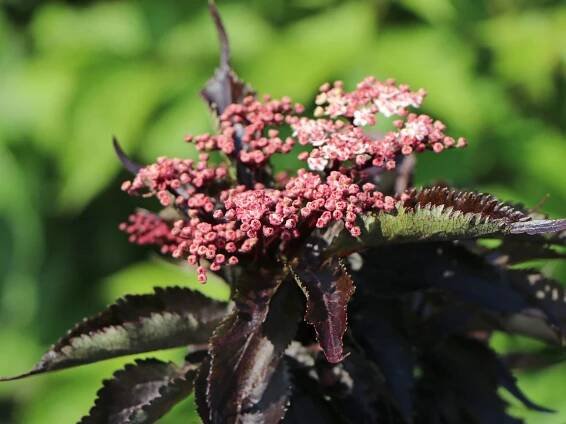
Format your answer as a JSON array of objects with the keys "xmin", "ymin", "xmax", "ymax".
[{"xmin": 121, "ymin": 77, "xmax": 465, "ymax": 282}]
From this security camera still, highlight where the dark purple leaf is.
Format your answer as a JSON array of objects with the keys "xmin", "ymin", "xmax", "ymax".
[
  {"xmin": 194, "ymin": 356, "xmax": 212, "ymax": 424},
  {"xmin": 507, "ymin": 270, "xmax": 566, "ymax": 338},
  {"xmin": 240, "ymin": 360, "xmax": 291, "ymax": 423},
  {"xmin": 206, "ymin": 273, "xmax": 302, "ymax": 424},
  {"xmin": 283, "ymin": 357, "xmax": 344, "ymax": 424},
  {"xmin": 1, "ymin": 287, "xmax": 229, "ymax": 380},
  {"xmin": 495, "ymin": 356, "xmax": 553, "ymax": 413},
  {"xmin": 394, "ymin": 154, "xmax": 416, "ymax": 195},
  {"xmin": 350, "ymin": 298, "xmax": 415, "ymax": 423},
  {"xmin": 79, "ymin": 359, "xmax": 197, "ymax": 424},
  {"xmin": 315, "ymin": 351, "xmax": 383, "ymax": 423},
  {"xmin": 482, "ymin": 238, "xmax": 566, "ymax": 266},
  {"xmin": 510, "ymin": 219, "xmax": 566, "ymax": 235},
  {"xmin": 201, "ymin": 1, "xmax": 253, "ymax": 116},
  {"xmin": 417, "ymin": 337, "xmax": 527, "ymax": 424},
  {"xmin": 354, "ymin": 244, "xmax": 529, "ymax": 315},
  {"xmin": 113, "ymin": 136, "xmax": 142, "ymax": 175},
  {"xmin": 503, "ymin": 349, "xmax": 566, "ymax": 371},
  {"xmin": 292, "ymin": 245, "xmax": 355, "ymax": 363}
]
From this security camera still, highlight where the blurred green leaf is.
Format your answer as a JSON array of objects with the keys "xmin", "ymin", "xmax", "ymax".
[
  {"xmin": 57, "ymin": 63, "xmax": 179, "ymax": 212},
  {"xmin": 479, "ymin": 8, "xmax": 566, "ymax": 102},
  {"xmin": 31, "ymin": 2, "xmax": 150, "ymax": 60},
  {"xmin": 102, "ymin": 258, "xmax": 230, "ymax": 303}
]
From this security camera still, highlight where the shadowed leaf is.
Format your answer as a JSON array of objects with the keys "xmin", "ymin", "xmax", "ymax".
[
  {"xmin": 506, "ymin": 271, "xmax": 566, "ymax": 340},
  {"xmin": 315, "ymin": 351, "xmax": 383, "ymax": 423},
  {"xmin": 283, "ymin": 357, "xmax": 343, "ymax": 424},
  {"xmin": 417, "ymin": 337, "xmax": 530, "ymax": 424},
  {"xmin": 194, "ymin": 356, "xmax": 212, "ymax": 424},
  {"xmin": 292, "ymin": 238, "xmax": 355, "ymax": 363},
  {"xmin": 354, "ymin": 243, "xmax": 530, "ymax": 315},
  {"xmin": 79, "ymin": 359, "xmax": 197, "ymax": 424},
  {"xmin": 1, "ymin": 287, "xmax": 229, "ymax": 380},
  {"xmin": 207, "ymin": 273, "xmax": 302, "ymax": 424}
]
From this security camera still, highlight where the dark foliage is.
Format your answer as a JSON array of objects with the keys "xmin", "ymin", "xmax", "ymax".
[{"xmin": 2, "ymin": 2, "xmax": 566, "ymax": 423}]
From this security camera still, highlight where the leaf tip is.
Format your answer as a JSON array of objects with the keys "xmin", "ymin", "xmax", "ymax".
[{"xmin": 112, "ymin": 136, "xmax": 142, "ymax": 175}]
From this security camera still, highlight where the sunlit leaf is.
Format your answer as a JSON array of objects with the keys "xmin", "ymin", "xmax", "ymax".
[
  {"xmin": 1, "ymin": 287, "xmax": 229, "ymax": 380},
  {"xmin": 207, "ymin": 274, "xmax": 302, "ymax": 423}
]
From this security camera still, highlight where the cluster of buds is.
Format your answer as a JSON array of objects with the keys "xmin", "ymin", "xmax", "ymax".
[
  {"xmin": 121, "ymin": 77, "xmax": 465, "ymax": 282},
  {"xmin": 186, "ymin": 95, "xmax": 303, "ymax": 166}
]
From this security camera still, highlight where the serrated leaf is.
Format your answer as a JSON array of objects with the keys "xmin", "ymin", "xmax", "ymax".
[
  {"xmin": 327, "ymin": 187, "xmax": 566, "ymax": 256},
  {"xmin": 194, "ymin": 356, "xmax": 212, "ymax": 424},
  {"xmin": 1, "ymin": 287, "xmax": 229, "ymax": 380},
  {"xmin": 207, "ymin": 273, "xmax": 302, "ymax": 424},
  {"xmin": 418, "ymin": 337, "xmax": 530, "ymax": 424},
  {"xmin": 291, "ymin": 238, "xmax": 355, "ymax": 363},
  {"xmin": 79, "ymin": 358, "xmax": 196, "ymax": 424},
  {"xmin": 200, "ymin": 1, "xmax": 253, "ymax": 116}
]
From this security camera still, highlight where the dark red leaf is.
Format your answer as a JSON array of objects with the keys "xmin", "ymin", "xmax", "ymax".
[
  {"xmin": 79, "ymin": 358, "xmax": 197, "ymax": 424},
  {"xmin": 292, "ymin": 240, "xmax": 355, "ymax": 363},
  {"xmin": 350, "ymin": 298, "xmax": 415, "ymax": 422},
  {"xmin": 418, "ymin": 337, "xmax": 530, "ymax": 424},
  {"xmin": 315, "ymin": 351, "xmax": 383, "ymax": 423},
  {"xmin": 206, "ymin": 273, "xmax": 302, "ymax": 424},
  {"xmin": 283, "ymin": 357, "xmax": 344, "ymax": 424},
  {"xmin": 1, "ymin": 287, "xmax": 229, "ymax": 380},
  {"xmin": 194, "ymin": 356, "xmax": 212, "ymax": 424},
  {"xmin": 240, "ymin": 360, "xmax": 291, "ymax": 423},
  {"xmin": 113, "ymin": 136, "xmax": 142, "ymax": 175},
  {"xmin": 201, "ymin": 1, "xmax": 253, "ymax": 116},
  {"xmin": 510, "ymin": 219, "xmax": 566, "ymax": 235}
]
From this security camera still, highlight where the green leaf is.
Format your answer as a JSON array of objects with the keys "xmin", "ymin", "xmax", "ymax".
[
  {"xmin": 79, "ymin": 358, "xmax": 197, "ymax": 424},
  {"xmin": 102, "ymin": 259, "xmax": 230, "ymax": 302},
  {"xmin": 0, "ymin": 287, "xmax": 229, "ymax": 380},
  {"xmin": 57, "ymin": 63, "xmax": 174, "ymax": 212},
  {"xmin": 31, "ymin": 2, "xmax": 150, "ymax": 59}
]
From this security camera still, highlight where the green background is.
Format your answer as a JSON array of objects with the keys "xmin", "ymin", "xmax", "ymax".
[{"xmin": 0, "ymin": 0, "xmax": 565, "ymax": 422}]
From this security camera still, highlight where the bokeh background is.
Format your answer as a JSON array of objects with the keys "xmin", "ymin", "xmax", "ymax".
[{"xmin": 0, "ymin": 0, "xmax": 565, "ymax": 422}]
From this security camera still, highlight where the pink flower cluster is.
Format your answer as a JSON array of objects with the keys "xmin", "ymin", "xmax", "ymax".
[
  {"xmin": 119, "ymin": 211, "xmax": 182, "ymax": 255},
  {"xmin": 292, "ymin": 78, "xmax": 466, "ymax": 171},
  {"xmin": 186, "ymin": 95, "xmax": 303, "ymax": 166},
  {"xmin": 314, "ymin": 77, "xmax": 426, "ymax": 121},
  {"xmin": 121, "ymin": 76, "xmax": 465, "ymax": 282},
  {"xmin": 121, "ymin": 154, "xmax": 228, "ymax": 210}
]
